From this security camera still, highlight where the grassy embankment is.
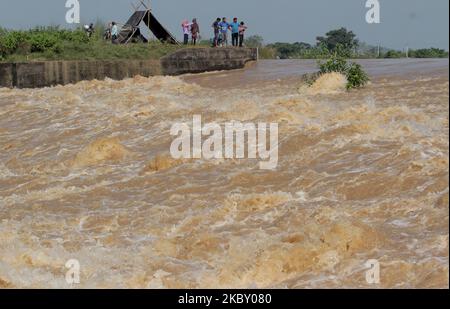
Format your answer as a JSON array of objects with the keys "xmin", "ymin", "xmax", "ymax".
[{"xmin": 0, "ymin": 26, "xmax": 183, "ymax": 62}]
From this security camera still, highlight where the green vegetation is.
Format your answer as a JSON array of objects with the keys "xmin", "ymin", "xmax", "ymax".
[
  {"xmin": 378, "ymin": 47, "xmax": 448, "ymax": 59},
  {"xmin": 251, "ymin": 27, "xmax": 449, "ymax": 60},
  {"xmin": 316, "ymin": 52, "xmax": 370, "ymax": 90},
  {"xmin": 345, "ymin": 62, "xmax": 370, "ymax": 89},
  {"xmin": 245, "ymin": 35, "xmax": 264, "ymax": 48},
  {"xmin": 265, "ymin": 28, "xmax": 357, "ymax": 59},
  {"xmin": 243, "ymin": 35, "xmax": 276, "ymax": 59},
  {"xmin": 316, "ymin": 27, "xmax": 359, "ymax": 56},
  {"xmin": 383, "ymin": 49, "xmax": 405, "ymax": 59},
  {"xmin": 318, "ymin": 49, "xmax": 348, "ymax": 74},
  {"xmin": 409, "ymin": 48, "xmax": 448, "ymax": 58},
  {"xmin": 264, "ymin": 42, "xmax": 329, "ymax": 59},
  {"xmin": 0, "ymin": 26, "xmax": 183, "ymax": 62}
]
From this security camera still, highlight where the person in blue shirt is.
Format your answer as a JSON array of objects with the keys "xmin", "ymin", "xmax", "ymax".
[
  {"xmin": 230, "ymin": 17, "xmax": 240, "ymax": 47},
  {"xmin": 218, "ymin": 17, "xmax": 230, "ymax": 47}
]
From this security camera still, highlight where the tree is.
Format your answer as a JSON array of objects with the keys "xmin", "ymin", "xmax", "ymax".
[
  {"xmin": 384, "ymin": 50, "xmax": 404, "ymax": 58},
  {"xmin": 245, "ymin": 35, "xmax": 264, "ymax": 48},
  {"xmin": 266, "ymin": 42, "xmax": 313, "ymax": 59},
  {"xmin": 410, "ymin": 48, "xmax": 448, "ymax": 58},
  {"xmin": 316, "ymin": 27, "xmax": 359, "ymax": 53}
]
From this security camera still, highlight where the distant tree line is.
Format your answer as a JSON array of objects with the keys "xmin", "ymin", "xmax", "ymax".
[{"xmin": 243, "ymin": 28, "xmax": 448, "ymax": 59}]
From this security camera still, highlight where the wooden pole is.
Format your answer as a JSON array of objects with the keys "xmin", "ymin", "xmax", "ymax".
[
  {"xmin": 148, "ymin": 0, "xmax": 151, "ymax": 43},
  {"xmin": 139, "ymin": 0, "xmax": 149, "ymax": 10}
]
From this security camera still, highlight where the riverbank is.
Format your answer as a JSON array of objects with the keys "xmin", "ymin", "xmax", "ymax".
[
  {"xmin": 0, "ymin": 27, "xmax": 185, "ymax": 62},
  {"xmin": 0, "ymin": 47, "xmax": 258, "ymax": 88},
  {"xmin": 1, "ymin": 41, "xmax": 183, "ymax": 63}
]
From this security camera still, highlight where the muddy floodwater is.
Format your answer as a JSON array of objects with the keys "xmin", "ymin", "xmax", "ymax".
[{"xmin": 0, "ymin": 59, "xmax": 448, "ymax": 288}]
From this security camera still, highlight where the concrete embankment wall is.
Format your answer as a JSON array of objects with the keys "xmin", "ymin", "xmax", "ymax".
[
  {"xmin": 0, "ymin": 48, "xmax": 257, "ymax": 88},
  {"xmin": 0, "ymin": 60, "xmax": 161, "ymax": 88},
  {"xmin": 160, "ymin": 47, "xmax": 258, "ymax": 75}
]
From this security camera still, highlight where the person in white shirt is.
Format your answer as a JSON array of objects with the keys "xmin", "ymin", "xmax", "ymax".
[
  {"xmin": 182, "ymin": 20, "xmax": 191, "ymax": 45},
  {"xmin": 111, "ymin": 22, "xmax": 119, "ymax": 44}
]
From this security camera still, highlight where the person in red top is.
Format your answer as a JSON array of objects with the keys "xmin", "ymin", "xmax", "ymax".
[{"xmin": 190, "ymin": 18, "xmax": 200, "ymax": 45}]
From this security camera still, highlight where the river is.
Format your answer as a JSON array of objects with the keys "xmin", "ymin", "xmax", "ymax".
[{"xmin": 0, "ymin": 59, "xmax": 448, "ymax": 288}]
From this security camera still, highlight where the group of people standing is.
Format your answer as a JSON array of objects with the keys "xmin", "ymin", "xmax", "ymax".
[
  {"xmin": 213, "ymin": 17, "xmax": 247, "ymax": 47},
  {"xmin": 181, "ymin": 17, "xmax": 248, "ymax": 47},
  {"xmin": 182, "ymin": 19, "xmax": 201, "ymax": 45}
]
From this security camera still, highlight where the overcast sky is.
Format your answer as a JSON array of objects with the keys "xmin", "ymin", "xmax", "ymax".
[{"xmin": 0, "ymin": 0, "xmax": 448, "ymax": 49}]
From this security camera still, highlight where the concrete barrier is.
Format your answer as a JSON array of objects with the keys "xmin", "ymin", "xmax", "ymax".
[
  {"xmin": 161, "ymin": 47, "xmax": 258, "ymax": 75},
  {"xmin": 0, "ymin": 48, "xmax": 258, "ymax": 88},
  {"xmin": 0, "ymin": 63, "xmax": 14, "ymax": 88},
  {"xmin": 0, "ymin": 60, "xmax": 162, "ymax": 88}
]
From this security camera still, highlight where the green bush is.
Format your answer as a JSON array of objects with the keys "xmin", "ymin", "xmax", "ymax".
[
  {"xmin": 0, "ymin": 27, "xmax": 91, "ymax": 58},
  {"xmin": 29, "ymin": 32, "xmax": 58, "ymax": 52},
  {"xmin": 0, "ymin": 31, "xmax": 29, "ymax": 56},
  {"xmin": 318, "ymin": 54, "xmax": 348, "ymax": 74},
  {"xmin": 346, "ymin": 62, "xmax": 369, "ymax": 89},
  {"xmin": 66, "ymin": 30, "xmax": 90, "ymax": 44},
  {"xmin": 384, "ymin": 50, "xmax": 404, "ymax": 58},
  {"xmin": 55, "ymin": 29, "xmax": 88, "ymax": 43},
  {"xmin": 316, "ymin": 53, "xmax": 370, "ymax": 90}
]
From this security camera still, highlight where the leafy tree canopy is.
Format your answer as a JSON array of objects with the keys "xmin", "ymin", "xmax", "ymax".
[{"xmin": 316, "ymin": 27, "xmax": 359, "ymax": 52}]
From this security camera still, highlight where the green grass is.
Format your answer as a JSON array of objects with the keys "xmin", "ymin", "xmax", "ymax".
[{"xmin": 2, "ymin": 40, "xmax": 183, "ymax": 62}]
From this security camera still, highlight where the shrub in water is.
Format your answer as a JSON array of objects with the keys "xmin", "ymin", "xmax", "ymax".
[
  {"xmin": 316, "ymin": 53, "xmax": 369, "ymax": 90},
  {"xmin": 318, "ymin": 54, "xmax": 348, "ymax": 74},
  {"xmin": 346, "ymin": 62, "xmax": 369, "ymax": 89}
]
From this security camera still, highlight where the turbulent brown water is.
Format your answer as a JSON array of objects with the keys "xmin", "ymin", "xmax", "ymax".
[{"xmin": 0, "ymin": 59, "xmax": 448, "ymax": 288}]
